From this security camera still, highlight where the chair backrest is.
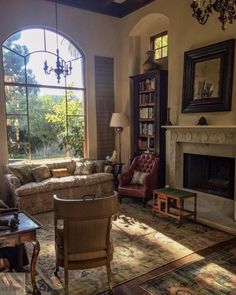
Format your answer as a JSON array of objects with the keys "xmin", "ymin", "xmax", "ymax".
[
  {"xmin": 132, "ymin": 153, "xmax": 158, "ymax": 173},
  {"xmin": 54, "ymin": 193, "xmax": 118, "ymax": 254}
]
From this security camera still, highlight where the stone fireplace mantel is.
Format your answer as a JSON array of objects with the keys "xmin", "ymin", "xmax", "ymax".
[{"xmin": 163, "ymin": 125, "xmax": 236, "ymax": 234}]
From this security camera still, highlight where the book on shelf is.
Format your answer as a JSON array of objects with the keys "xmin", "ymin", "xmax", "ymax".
[
  {"xmin": 139, "ymin": 78, "xmax": 156, "ymax": 92},
  {"xmin": 139, "ymin": 93, "xmax": 155, "ymax": 105},
  {"xmin": 139, "ymin": 107, "xmax": 154, "ymax": 119},
  {"xmin": 139, "ymin": 122, "xmax": 154, "ymax": 136}
]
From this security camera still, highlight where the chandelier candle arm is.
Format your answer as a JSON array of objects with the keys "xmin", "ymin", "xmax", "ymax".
[{"xmin": 191, "ymin": 0, "xmax": 236, "ymax": 30}]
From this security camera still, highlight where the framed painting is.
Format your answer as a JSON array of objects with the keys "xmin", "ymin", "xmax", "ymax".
[{"xmin": 182, "ymin": 39, "xmax": 235, "ymax": 113}]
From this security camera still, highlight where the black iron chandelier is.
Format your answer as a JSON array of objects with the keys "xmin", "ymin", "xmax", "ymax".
[
  {"xmin": 191, "ymin": 0, "xmax": 236, "ymax": 30},
  {"xmin": 43, "ymin": 1, "xmax": 72, "ymax": 83}
]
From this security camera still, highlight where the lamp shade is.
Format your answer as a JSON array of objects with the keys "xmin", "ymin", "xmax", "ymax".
[{"xmin": 110, "ymin": 113, "xmax": 129, "ymax": 128}]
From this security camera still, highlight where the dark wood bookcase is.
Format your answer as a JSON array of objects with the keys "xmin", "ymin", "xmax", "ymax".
[{"xmin": 130, "ymin": 70, "xmax": 168, "ymax": 188}]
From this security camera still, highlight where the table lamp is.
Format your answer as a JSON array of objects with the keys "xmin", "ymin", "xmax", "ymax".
[{"xmin": 110, "ymin": 113, "xmax": 129, "ymax": 163}]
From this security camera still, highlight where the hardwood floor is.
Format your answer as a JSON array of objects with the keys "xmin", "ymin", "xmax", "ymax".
[{"xmin": 99, "ymin": 236, "xmax": 236, "ymax": 295}]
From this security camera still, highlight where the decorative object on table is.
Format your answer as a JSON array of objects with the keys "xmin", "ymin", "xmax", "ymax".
[
  {"xmin": 110, "ymin": 113, "xmax": 129, "ymax": 163},
  {"xmin": 43, "ymin": 0, "xmax": 72, "ymax": 83},
  {"xmin": 197, "ymin": 116, "xmax": 208, "ymax": 125},
  {"xmin": 0, "ymin": 212, "xmax": 20, "ymax": 231},
  {"xmin": 143, "ymin": 50, "xmax": 159, "ymax": 72},
  {"xmin": 182, "ymin": 39, "xmax": 235, "ymax": 113},
  {"xmin": 106, "ymin": 150, "xmax": 118, "ymax": 164},
  {"xmin": 165, "ymin": 107, "xmax": 172, "ymax": 125},
  {"xmin": 191, "ymin": 0, "xmax": 236, "ymax": 30}
]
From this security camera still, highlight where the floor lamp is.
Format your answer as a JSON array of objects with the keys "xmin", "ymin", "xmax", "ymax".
[{"xmin": 110, "ymin": 113, "xmax": 129, "ymax": 163}]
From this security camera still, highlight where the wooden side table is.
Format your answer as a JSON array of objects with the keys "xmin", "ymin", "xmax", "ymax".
[
  {"xmin": 153, "ymin": 187, "xmax": 197, "ymax": 225},
  {"xmin": 0, "ymin": 211, "xmax": 41, "ymax": 294}
]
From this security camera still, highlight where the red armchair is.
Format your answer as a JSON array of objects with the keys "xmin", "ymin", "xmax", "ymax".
[{"xmin": 118, "ymin": 153, "xmax": 160, "ymax": 205}]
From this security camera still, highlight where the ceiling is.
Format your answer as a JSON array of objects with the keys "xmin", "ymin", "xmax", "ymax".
[{"xmin": 46, "ymin": 0, "xmax": 155, "ymax": 18}]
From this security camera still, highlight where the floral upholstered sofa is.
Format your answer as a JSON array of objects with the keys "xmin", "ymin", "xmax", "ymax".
[{"xmin": 4, "ymin": 159, "xmax": 114, "ymax": 215}]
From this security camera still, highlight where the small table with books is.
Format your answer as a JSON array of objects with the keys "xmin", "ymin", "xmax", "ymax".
[{"xmin": 152, "ymin": 187, "xmax": 197, "ymax": 225}]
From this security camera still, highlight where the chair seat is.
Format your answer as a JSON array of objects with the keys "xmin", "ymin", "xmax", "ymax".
[
  {"xmin": 57, "ymin": 244, "xmax": 114, "ymax": 261},
  {"xmin": 118, "ymin": 185, "xmax": 145, "ymax": 197}
]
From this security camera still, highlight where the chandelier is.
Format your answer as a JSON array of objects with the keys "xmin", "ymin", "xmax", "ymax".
[
  {"xmin": 43, "ymin": 1, "xmax": 72, "ymax": 83},
  {"xmin": 191, "ymin": 0, "xmax": 236, "ymax": 30}
]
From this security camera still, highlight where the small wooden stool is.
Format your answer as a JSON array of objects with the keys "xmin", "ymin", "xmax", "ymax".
[{"xmin": 152, "ymin": 187, "xmax": 197, "ymax": 225}]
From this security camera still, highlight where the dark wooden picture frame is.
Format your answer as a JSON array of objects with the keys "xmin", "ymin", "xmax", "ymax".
[{"xmin": 182, "ymin": 39, "xmax": 235, "ymax": 113}]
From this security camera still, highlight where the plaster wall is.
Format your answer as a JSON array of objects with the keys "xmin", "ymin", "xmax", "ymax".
[
  {"xmin": 119, "ymin": 0, "xmax": 236, "ymax": 168},
  {"xmin": 0, "ymin": 0, "xmax": 121, "ymax": 198}
]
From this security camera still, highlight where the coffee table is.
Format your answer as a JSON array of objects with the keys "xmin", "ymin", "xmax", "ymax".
[
  {"xmin": 153, "ymin": 187, "xmax": 197, "ymax": 225},
  {"xmin": 0, "ymin": 211, "xmax": 41, "ymax": 294}
]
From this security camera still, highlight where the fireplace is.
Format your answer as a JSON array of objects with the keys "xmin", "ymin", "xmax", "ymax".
[
  {"xmin": 164, "ymin": 125, "xmax": 236, "ymax": 234},
  {"xmin": 183, "ymin": 153, "xmax": 235, "ymax": 199}
]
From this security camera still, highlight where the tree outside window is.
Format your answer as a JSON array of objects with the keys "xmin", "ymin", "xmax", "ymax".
[
  {"xmin": 2, "ymin": 28, "xmax": 86, "ymax": 160},
  {"xmin": 150, "ymin": 31, "xmax": 168, "ymax": 61}
]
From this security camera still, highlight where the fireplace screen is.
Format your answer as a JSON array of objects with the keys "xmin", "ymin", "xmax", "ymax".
[{"xmin": 183, "ymin": 153, "xmax": 235, "ymax": 199}]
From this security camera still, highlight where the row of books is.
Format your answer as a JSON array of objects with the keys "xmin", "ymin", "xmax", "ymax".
[
  {"xmin": 138, "ymin": 137, "xmax": 155, "ymax": 149},
  {"xmin": 139, "ymin": 122, "xmax": 154, "ymax": 136},
  {"xmin": 139, "ymin": 78, "xmax": 155, "ymax": 92},
  {"xmin": 139, "ymin": 93, "xmax": 155, "ymax": 105},
  {"xmin": 139, "ymin": 107, "xmax": 154, "ymax": 119}
]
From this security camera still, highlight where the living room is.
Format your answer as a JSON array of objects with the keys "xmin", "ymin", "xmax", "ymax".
[{"xmin": 0, "ymin": 0, "xmax": 236, "ymax": 294}]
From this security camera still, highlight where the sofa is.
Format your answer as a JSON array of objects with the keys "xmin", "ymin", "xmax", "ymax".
[{"xmin": 4, "ymin": 159, "xmax": 114, "ymax": 215}]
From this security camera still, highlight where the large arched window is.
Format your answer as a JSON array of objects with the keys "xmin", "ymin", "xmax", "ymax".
[{"xmin": 2, "ymin": 28, "xmax": 86, "ymax": 160}]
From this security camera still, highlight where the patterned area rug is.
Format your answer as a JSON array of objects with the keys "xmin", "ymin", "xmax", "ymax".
[
  {"xmin": 140, "ymin": 241, "xmax": 236, "ymax": 295},
  {"xmin": 27, "ymin": 200, "xmax": 233, "ymax": 295}
]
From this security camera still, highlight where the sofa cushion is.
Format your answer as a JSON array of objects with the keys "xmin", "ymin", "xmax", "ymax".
[
  {"xmin": 15, "ymin": 173, "xmax": 114, "ymax": 197},
  {"xmin": 74, "ymin": 161, "xmax": 95, "ymax": 175},
  {"xmin": 44, "ymin": 160, "xmax": 76, "ymax": 175},
  {"xmin": 9, "ymin": 164, "xmax": 34, "ymax": 185},
  {"xmin": 31, "ymin": 164, "xmax": 51, "ymax": 182},
  {"xmin": 51, "ymin": 168, "xmax": 70, "ymax": 178}
]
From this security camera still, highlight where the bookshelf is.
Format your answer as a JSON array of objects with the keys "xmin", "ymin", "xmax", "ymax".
[{"xmin": 130, "ymin": 70, "xmax": 168, "ymax": 187}]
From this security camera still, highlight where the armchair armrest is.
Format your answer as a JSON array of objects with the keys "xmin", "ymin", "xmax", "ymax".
[
  {"xmin": 4, "ymin": 174, "xmax": 21, "ymax": 190},
  {"xmin": 118, "ymin": 170, "xmax": 133, "ymax": 186},
  {"xmin": 143, "ymin": 158, "xmax": 160, "ymax": 193}
]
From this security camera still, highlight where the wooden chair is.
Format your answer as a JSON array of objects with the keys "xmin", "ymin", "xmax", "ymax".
[{"xmin": 53, "ymin": 193, "xmax": 118, "ymax": 295}]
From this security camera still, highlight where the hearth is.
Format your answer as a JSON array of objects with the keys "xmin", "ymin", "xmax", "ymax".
[{"xmin": 183, "ymin": 153, "xmax": 235, "ymax": 199}]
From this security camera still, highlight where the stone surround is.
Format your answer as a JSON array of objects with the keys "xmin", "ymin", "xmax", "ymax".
[{"xmin": 164, "ymin": 125, "xmax": 236, "ymax": 235}]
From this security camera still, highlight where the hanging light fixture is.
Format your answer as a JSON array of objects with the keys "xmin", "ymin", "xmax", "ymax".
[
  {"xmin": 191, "ymin": 0, "xmax": 236, "ymax": 30},
  {"xmin": 43, "ymin": 0, "xmax": 72, "ymax": 83}
]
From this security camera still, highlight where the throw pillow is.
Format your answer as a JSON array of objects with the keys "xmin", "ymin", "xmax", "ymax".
[
  {"xmin": 9, "ymin": 164, "xmax": 34, "ymax": 185},
  {"xmin": 31, "ymin": 164, "xmax": 51, "ymax": 182},
  {"xmin": 93, "ymin": 160, "xmax": 106, "ymax": 173},
  {"xmin": 131, "ymin": 170, "xmax": 149, "ymax": 185},
  {"xmin": 51, "ymin": 168, "xmax": 70, "ymax": 178},
  {"xmin": 74, "ymin": 161, "xmax": 95, "ymax": 175}
]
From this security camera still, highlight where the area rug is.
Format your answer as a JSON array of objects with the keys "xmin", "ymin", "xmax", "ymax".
[
  {"xmin": 140, "ymin": 241, "xmax": 236, "ymax": 295},
  {"xmin": 27, "ymin": 200, "xmax": 233, "ymax": 295}
]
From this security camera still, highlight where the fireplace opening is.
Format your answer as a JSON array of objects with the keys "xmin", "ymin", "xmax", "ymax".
[{"xmin": 183, "ymin": 153, "xmax": 235, "ymax": 199}]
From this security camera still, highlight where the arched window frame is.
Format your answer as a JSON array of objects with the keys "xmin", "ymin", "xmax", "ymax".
[{"xmin": 2, "ymin": 27, "xmax": 87, "ymax": 161}]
